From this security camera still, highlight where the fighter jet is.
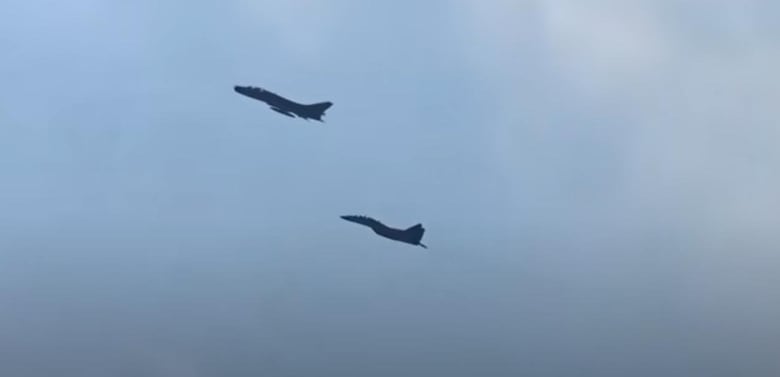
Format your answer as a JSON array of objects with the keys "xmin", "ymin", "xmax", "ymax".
[
  {"xmin": 234, "ymin": 85, "xmax": 333, "ymax": 122},
  {"xmin": 340, "ymin": 215, "xmax": 427, "ymax": 249}
]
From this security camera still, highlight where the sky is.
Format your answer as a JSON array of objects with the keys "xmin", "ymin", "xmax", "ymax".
[{"xmin": 0, "ymin": 1, "xmax": 778, "ymax": 376}]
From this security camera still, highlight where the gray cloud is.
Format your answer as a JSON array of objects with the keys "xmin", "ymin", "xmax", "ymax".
[{"xmin": 0, "ymin": 1, "xmax": 778, "ymax": 376}]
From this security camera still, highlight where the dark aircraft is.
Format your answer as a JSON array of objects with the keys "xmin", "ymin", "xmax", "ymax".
[
  {"xmin": 234, "ymin": 85, "xmax": 333, "ymax": 122},
  {"xmin": 340, "ymin": 215, "xmax": 427, "ymax": 249}
]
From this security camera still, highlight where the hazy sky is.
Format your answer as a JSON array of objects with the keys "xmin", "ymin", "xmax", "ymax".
[{"xmin": 1, "ymin": 1, "xmax": 779, "ymax": 376}]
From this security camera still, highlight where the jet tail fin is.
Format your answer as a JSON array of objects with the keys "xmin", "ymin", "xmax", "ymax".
[
  {"xmin": 305, "ymin": 101, "xmax": 333, "ymax": 121},
  {"xmin": 406, "ymin": 223, "xmax": 423, "ymax": 231},
  {"xmin": 405, "ymin": 224, "xmax": 425, "ymax": 244}
]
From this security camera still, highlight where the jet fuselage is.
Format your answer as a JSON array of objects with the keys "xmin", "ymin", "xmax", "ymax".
[{"xmin": 234, "ymin": 85, "xmax": 332, "ymax": 122}]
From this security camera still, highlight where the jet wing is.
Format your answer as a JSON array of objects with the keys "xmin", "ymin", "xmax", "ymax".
[{"xmin": 270, "ymin": 107, "xmax": 295, "ymax": 118}]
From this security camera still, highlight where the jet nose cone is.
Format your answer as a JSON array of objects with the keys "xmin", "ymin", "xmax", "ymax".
[{"xmin": 233, "ymin": 85, "xmax": 242, "ymax": 92}]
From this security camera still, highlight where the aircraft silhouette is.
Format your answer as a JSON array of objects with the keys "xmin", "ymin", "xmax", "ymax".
[
  {"xmin": 234, "ymin": 85, "xmax": 333, "ymax": 122},
  {"xmin": 340, "ymin": 215, "xmax": 427, "ymax": 249}
]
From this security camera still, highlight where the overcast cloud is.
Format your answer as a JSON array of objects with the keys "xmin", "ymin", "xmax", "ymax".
[{"xmin": 1, "ymin": 1, "xmax": 778, "ymax": 376}]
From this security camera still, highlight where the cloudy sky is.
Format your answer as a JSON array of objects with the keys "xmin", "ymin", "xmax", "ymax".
[{"xmin": 1, "ymin": 1, "xmax": 778, "ymax": 376}]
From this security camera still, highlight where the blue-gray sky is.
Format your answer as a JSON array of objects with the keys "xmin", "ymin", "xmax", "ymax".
[{"xmin": 1, "ymin": 1, "xmax": 779, "ymax": 376}]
